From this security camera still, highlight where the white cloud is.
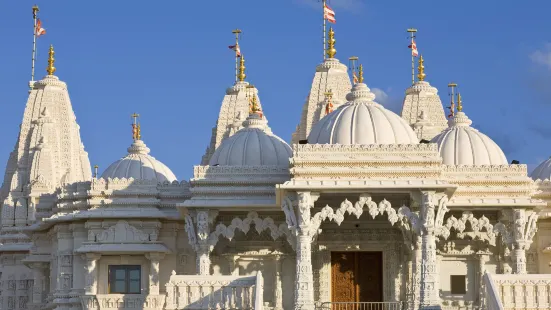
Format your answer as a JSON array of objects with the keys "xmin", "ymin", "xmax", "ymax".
[
  {"xmin": 530, "ymin": 44, "xmax": 551, "ymax": 70},
  {"xmin": 371, "ymin": 88, "xmax": 388, "ymax": 103}
]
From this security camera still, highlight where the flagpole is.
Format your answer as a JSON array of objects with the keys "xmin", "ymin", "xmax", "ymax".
[
  {"xmin": 322, "ymin": 0, "xmax": 326, "ymax": 60},
  {"xmin": 407, "ymin": 28, "xmax": 417, "ymax": 86},
  {"xmin": 232, "ymin": 29, "xmax": 242, "ymax": 83},
  {"xmin": 31, "ymin": 5, "xmax": 39, "ymax": 87}
]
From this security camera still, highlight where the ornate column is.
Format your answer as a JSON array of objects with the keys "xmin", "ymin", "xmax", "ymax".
[
  {"xmin": 419, "ymin": 191, "xmax": 443, "ymax": 309},
  {"xmin": 476, "ymin": 253, "xmax": 489, "ymax": 306},
  {"xmin": 184, "ymin": 209, "xmax": 218, "ymax": 276},
  {"xmin": 294, "ymin": 191, "xmax": 318, "ymax": 310},
  {"xmin": 411, "ymin": 237, "xmax": 422, "ymax": 310},
  {"xmin": 496, "ymin": 209, "xmax": 539, "ymax": 274},
  {"xmin": 30, "ymin": 262, "xmax": 47, "ymax": 305},
  {"xmin": 273, "ymin": 254, "xmax": 284, "ymax": 310},
  {"xmin": 82, "ymin": 253, "xmax": 101, "ymax": 295},
  {"xmin": 145, "ymin": 253, "xmax": 165, "ymax": 295}
]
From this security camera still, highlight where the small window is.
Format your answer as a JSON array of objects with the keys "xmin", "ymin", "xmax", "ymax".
[
  {"xmin": 108, "ymin": 265, "xmax": 141, "ymax": 294},
  {"xmin": 450, "ymin": 275, "xmax": 466, "ymax": 294}
]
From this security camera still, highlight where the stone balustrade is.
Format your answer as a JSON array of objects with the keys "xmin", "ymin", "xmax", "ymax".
[
  {"xmin": 165, "ymin": 272, "xmax": 263, "ymax": 310},
  {"xmin": 483, "ymin": 273, "xmax": 551, "ymax": 310},
  {"xmin": 80, "ymin": 294, "xmax": 166, "ymax": 310}
]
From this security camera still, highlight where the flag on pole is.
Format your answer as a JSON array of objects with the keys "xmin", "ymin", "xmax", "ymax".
[
  {"xmin": 36, "ymin": 19, "xmax": 46, "ymax": 37},
  {"xmin": 324, "ymin": 4, "xmax": 336, "ymax": 24},
  {"xmin": 228, "ymin": 44, "xmax": 241, "ymax": 57},
  {"xmin": 408, "ymin": 39, "xmax": 418, "ymax": 57}
]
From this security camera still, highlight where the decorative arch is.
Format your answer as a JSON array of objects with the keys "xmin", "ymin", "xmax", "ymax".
[
  {"xmin": 208, "ymin": 211, "xmax": 295, "ymax": 250},
  {"xmin": 444, "ymin": 211, "xmax": 497, "ymax": 245}
]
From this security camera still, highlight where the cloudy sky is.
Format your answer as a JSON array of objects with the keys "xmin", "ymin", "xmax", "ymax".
[{"xmin": 1, "ymin": 0, "xmax": 550, "ymax": 180}]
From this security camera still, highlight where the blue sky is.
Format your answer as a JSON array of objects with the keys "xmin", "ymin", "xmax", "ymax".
[{"xmin": 1, "ymin": 0, "xmax": 551, "ymax": 180}]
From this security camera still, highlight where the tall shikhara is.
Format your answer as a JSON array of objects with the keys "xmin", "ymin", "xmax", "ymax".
[
  {"xmin": 0, "ymin": 56, "xmax": 91, "ymax": 228},
  {"xmin": 292, "ymin": 26, "xmax": 351, "ymax": 144}
]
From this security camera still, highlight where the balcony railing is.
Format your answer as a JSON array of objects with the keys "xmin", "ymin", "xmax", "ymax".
[{"xmin": 316, "ymin": 302, "xmax": 406, "ymax": 310}]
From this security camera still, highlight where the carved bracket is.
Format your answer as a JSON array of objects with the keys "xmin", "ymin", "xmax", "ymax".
[
  {"xmin": 494, "ymin": 209, "xmax": 539, "ymax": 249},
  {"xmin": 444, "ymin": 211, "xmax": 497, "ymax": 245}
]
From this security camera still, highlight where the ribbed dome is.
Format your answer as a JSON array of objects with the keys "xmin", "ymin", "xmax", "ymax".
[
  {"xmin": 209, "ymin": 113, "xmax": 292, "ymax": 166},
  {"xmin": 530, "ymin": 157, "xmax": 551, "ymax": 180},
  {"xmin": 430, "ymin": 112, "xmax": 507, "ymax": 165},
  {"xmin": 101, "ymin": 140, "xmax": 177, "ymax": 182},
  {"xmin": 308, "ymin": 83, "xmax": 419, "ymax": 145}
]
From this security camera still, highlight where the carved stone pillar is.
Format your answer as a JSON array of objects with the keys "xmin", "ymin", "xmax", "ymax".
[
  {"xmin": 82, "ymin": 253, "xmax": 101, "ymax": 295},
  {"xmin": 183, "ymin": 209, "xmax": 218, "ymax": 276},
  {"xmin": 273, "ymin": 255, "xmax": 284, "ymax": 310},
  {"xmin": 30, "ymin": 263, "xmax": 47, "ymax": 304},
  {"xmin": 411, "ymin": 237, "xmax": 422, "ymax": 310},
  {"xmin": 476, "ymin": 254, "xmax": 489, "ymax": 306},
  {"xmin": 511, "ymin": 209, "xmax": 537, "ymax": 274},
  {"xmin": 146, "ymin": 253, "xmax": 164, "ymax": 295},
  {"xmin": 294, "ymin": 192, "xmax": 318, "ymax": 310},
  {"xmin": 419, "ymin": 191, "xmax": 440, "ymax": 309}
]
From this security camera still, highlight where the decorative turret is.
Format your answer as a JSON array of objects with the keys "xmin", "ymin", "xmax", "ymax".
[
  {"xmin": 0, "ymin": 45, "xmax": 92, "ymax": 229},
  {"xmin": 201, "ymin": 31, "xmax": 270, "ymax": 165},
  {"xmin": 292, "ymin": 26, "xmax": 351, "ymax": 144},
  {"xmin": 400, "ymin": 55, "xmax": 447, "ymax": 141}
]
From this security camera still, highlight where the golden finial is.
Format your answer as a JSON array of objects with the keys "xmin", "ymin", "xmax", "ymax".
[
  {"xmin": 46, "ymin": 45, "xmax": 56, "ymax": 75},
  {"xmin": 93, "ymin": 165, "xmax": 99, "ymax": 178},
  {"xmin": 326, "ymin": 27, "xmax": 336, "ymax": 59},
  {"xmin": 238, "ymin": 55, "xmax": 246, "ymax": 82},
  {"xmin": 457, "ymin": 93, "xmax": 463, "ymax": 112},
  {"xmin": 358, "ymin": 64, "xmax": 364, "ymax": 83},
  {"xmin": 32, "ymin": 5, "xmax": 39, "ymax": 17},
  {"xmin": 131, "ymin": 113, "xmax": 140, "ymax": 140},
  {"xmin": 417, "ymin": 55, "xmax": 426, "ymax": 81}
]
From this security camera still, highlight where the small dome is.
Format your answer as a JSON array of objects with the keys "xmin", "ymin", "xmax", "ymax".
[
  {"xmin": 101, "ymin": 140, "xmax": 177, "ymax": 182},
  {"xmin": 530, "ymin": 157, "xmax": 551, "ymax": 180},
  {"xmin": 431, "ymin": 112, "xmax": 507, "ymax": 165},
  {"xmin": 209, "ymin": 114, "xmax": 292, "ymax": 166},
  {"xmin": 308, "ymin": 83, "xmax": 419, "ymax": 145}
]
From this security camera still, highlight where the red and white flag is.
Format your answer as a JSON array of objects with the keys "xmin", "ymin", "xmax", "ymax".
[
  {"xmin": 228, "ymin": 44, "xmax": 241, "ymax": 57},
  {"xmin": 36, "ymin": 19, "xmax": 46, "ymax": 37},
  {"xmin": 408, "ymin": 39, "xmax": 418, "ymax": 57},
  {"xmin": 324, "ymin": 4, "xmax": 336, "ymax": 24}
]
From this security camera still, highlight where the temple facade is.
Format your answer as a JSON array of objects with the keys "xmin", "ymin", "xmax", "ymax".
[{"xmin": 1, "ymin": 29, "xmax": 551, "ymax": 310}]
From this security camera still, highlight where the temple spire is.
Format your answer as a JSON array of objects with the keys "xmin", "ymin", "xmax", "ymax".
[
  {"xmin": 417, "ymin": 55, "xmax": 426, "ymax": 81},
  {"xmin": 46, "ymin": 44, "xmax": 56, "ymax": 76},
  {"xmin": 238, "ymin": 55, "xmax": 246, "ymax": 82},
  {"xmin": 447, "ymin": 83, "xmax": 457, "ymax": 119},
  {"xmin": 457, "ymin": 92, "xmax": 463, "ymax": 112},
  {"xmin": 358, "ymin": 64, "xmax": 364, "ymax": 83},
  {"xmin": 326, "ymin": 27, "xmax": 336, "ymax": 59}
]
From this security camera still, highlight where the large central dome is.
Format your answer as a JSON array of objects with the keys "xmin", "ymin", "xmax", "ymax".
[{"xmin": 308, "ymin": 83, "xmax": 419, "ymax": 145}]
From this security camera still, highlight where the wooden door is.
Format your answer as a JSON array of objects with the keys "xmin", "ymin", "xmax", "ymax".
[{"xmin": 331, "ymin": 252, "xmax": 383, "ymax": 303}]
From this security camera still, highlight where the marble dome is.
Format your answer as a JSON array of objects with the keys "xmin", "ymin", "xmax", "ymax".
[
  {"xmin": 209, "ymin": 113, "xmax": 292, "ymax": 166},
  {"xmin": 430, "ymin": 111, "xmax": 507, "ymax": 165},
  {"xmin": 307, "ymin": 83, "xmax": 419, "ymax": 145},
  {"xmin": 530, "ymin": 157, "xmax": 551, "ymax": 180},
  {"xmin": 101, "ymin": 139, "xmax": 177, "ymax": 182}
]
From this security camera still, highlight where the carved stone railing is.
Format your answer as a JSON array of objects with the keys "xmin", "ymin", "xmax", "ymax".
[
  {"xmin": 483, "ymin": 273, "xmax": 551, "ymax": 310},
  {"xmin": 80, "ymin": 294, "xmax": 165, "ymax": 310},
  {"xmin": 165, "ymin": 272, "xmax": 264, "ymax": 310}
]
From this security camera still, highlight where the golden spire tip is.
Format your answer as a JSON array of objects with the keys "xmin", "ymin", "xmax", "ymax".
[
  {"xmin": 417, "ymin": 55, "xmax": 426, "ymax": 82},
  {"xmin": 326, "ymin": 27, "xmax": 336, "ymax": 59},
  {"xmin": 238, "ymin": 54, "xmax": 246, "ymax": 82},
  {"xmin": 46, "ymin": 45, "xmax": 56, "ymax": 76},
  {"xmin": 358, "ymin": 64, "xmax": 364, "ymax": 83},
  {"xmin": 457, "ymin": 93, "xmax": 463, "ymax": 112}
]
